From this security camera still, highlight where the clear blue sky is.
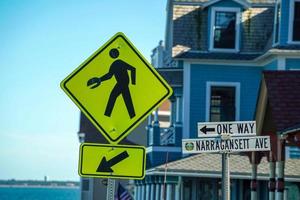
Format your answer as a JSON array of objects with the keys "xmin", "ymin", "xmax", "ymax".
[{"xmin": 0, "ymin": 0, "xmax": 166, "ymax": 181}]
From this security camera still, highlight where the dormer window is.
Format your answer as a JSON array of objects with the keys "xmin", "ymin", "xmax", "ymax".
[
  {"xmin": 289, "ymin": 0, "xmax": 300, "ymax": 43},
  {"xmin": 209, "ymin": 7, "xmax": 240, "ymax": 52}
]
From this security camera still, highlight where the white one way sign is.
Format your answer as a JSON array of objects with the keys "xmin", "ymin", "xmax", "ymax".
[
  {"xmin": 198, "ymin": 121, "xmax": 256, "ymax": 137},
  {"xmin": 182, "ymin": 136, "xmax": 270, "ymax": 154}
]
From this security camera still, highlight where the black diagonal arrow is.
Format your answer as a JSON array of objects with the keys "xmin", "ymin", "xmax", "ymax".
[
  {"xmin": 200, "ymin": 126, "xmax": 215, "ymax": 134},
  {"xmin": 97, "ymin": 151, "xmax": 129, "ymax": 173}
]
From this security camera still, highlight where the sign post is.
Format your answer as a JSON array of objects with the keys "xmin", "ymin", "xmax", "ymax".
[
  {"xmin": 106, "ymin": 179, "xmax": 115, "ymax": 200},
  {"xmin": 222, "ymin": 153, "xmax": 230, "ymax": 200},
  {"xmin": 220, "ymin": 134, "xmax": 231, "ymax": 200}
]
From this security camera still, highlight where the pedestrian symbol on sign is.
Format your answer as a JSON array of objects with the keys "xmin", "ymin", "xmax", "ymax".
[
  {"xmin": 87, "ymin": 48, "xmax": 136, "ymax": 119},
  {"xmin": 61, "ymin": 32, "xmax": 172, "ymax": 144}
]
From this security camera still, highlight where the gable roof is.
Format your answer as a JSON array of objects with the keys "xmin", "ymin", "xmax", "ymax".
[{"xmin": 263, "ymin": 71, "xmax": 300, "ymax": 133}]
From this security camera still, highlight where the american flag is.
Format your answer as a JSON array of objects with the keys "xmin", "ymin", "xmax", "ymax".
[{"xmin": 115, "ymin": 183, "xmax": 132, "ymax": 200}]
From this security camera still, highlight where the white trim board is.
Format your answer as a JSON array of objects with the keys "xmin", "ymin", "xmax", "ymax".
[
  {"xmin": 174, "ymin": 51, "xmax": 300, "ymax": 67},
  {"xmin": 205, "ymin": 81, "xmax": 241, "ymax": 121},
  {"xmin": 146, "ymin": 146, "xmax": 182, "ymax": 153},
  {"xmin": 182, "ymin": 62, "xmax": 191, "ymax": 139},
  {"xmin": 277, "ymin": 56, "xmax": 286, "ymax": 70}
]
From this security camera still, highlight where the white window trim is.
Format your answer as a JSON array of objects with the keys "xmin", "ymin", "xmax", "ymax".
[
  {"xmin": 209, "ymin": 7, "xmax": 241, "ymax": 53},
  {"xmin": 182, "ymin": 62, "xmax": 191, "ymax": 139},
  {"xmin": 273, "ymin": 0, "xmax": 281, "ymax": 46},
  {"xmin": 288, "ymin": 0, "xmax": 300, "ymax": 44},
  {"xmin": 205, "ymin": 81, "xmax": 240, "ymax": 122}
]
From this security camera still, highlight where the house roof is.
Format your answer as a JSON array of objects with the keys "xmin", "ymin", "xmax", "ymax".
[
  {"xmin": 171, "ymin": 1, "xmax": 275, "ymax": 58},
  {"xmin": 263, "ymin": 71, "xmax": 300, "ymax": 133},
  {"xmin": 147, "ymin": 153, "xmax": 300, "ymax": 182},
  {"xmin": 157, "ymin": 68, "xmax": 183, "ymax": 87}
]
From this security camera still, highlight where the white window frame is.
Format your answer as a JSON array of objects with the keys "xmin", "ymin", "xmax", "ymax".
[
  {"xmin": 209, "ymin": 7, "xmax": 241, "ymax": 52},
  {"xmin": 288, "ymin": 0, "xmax": 300, "ymax": 44},
  {"xmin": 273, "ymin": 0, "xmax": 281, "ymax": 46},
  {"xmin": 205, "ymin": 81, "xmax": 240, "ymax": 122}
]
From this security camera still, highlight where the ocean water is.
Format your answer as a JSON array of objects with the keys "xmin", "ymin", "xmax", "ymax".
[{"xmin": 0, "ymin": 187, "xmax": 80, "ymax": 200}]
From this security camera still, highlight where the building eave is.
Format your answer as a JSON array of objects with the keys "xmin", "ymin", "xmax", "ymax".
[
  {"xmin": 173, "ymin": 49, "xmax": 300, "ymax": 66},
  {"xmin": 254, "ymin": 49, "xmax": 300, "ymax": 61},
  {"xmin": 146, "ymin": 169, "xmax": 300, "ymax": 182}
]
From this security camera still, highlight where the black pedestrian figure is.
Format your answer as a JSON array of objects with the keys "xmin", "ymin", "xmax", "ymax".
[{"xmin": 87, "ymin": 48, "xmax": 136, "ymax": 119}]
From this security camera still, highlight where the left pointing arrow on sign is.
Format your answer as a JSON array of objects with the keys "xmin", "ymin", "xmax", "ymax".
[
  {"xmin": 97, "ymin": 151, "xmax": 129, "ymax": 173},
  {"xmin": 200, "ymin": 126, "xmax": 215, "ymax": 135}
]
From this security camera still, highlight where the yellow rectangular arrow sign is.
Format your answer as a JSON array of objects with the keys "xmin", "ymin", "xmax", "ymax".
[{"xmin": 79, "ymin": 143, "xmax": 146, "ymax": 180}]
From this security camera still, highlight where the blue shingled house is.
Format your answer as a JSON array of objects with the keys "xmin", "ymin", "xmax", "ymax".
[{"xmin": 134, "ymin": 0, "xmax": 300, "ymax": 200}]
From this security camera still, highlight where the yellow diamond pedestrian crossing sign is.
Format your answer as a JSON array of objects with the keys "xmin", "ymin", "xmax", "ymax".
[
  {"xmin": 61, "ymin": 32, "xmax": 172, "ymax": 144},
  {"xmin": 79, "ymin": 143, "xmax": 146, "ymax": 179}
]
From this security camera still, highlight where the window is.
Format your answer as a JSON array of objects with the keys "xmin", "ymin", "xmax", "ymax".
[
  {"xmin": 210, "ymin": 7, "xmax": 240, "ymax": 52},
  {"xmin": 210, "ymin": 86, "xmax": 235, "ymax": 122},
  {"xmin": 289, "ymin": 0, "xmax": 300, "ymax": 42},
  {"xmin": 289, "ymin": 146, "xmax": 300, "ymax": 159},
  {"xmin": 206, "ymin": 82, "xmax": 240, "ymax": 122},
  {"xmin": 196, "ymin": 179, "xmax": 215, "ymax": 199},
  {"xmin": 293, "ymin": 1, "xmax": 300, "ymax": 41},
  {"xmin": 273, "ymin": 0, "xmax": 281, "ymax": 45},
  {"xmin": 214, "ymin": 12, "xmax": 236, "ymax": 49},
  {"xmin": 183, "ymin": 180, "xmax": 192, "ymax": 200}
]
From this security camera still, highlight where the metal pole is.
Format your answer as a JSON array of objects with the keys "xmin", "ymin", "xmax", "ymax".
[
  {"xmin": 222, "ymin": 153, "xmax": 230, "ymax": 200},
  {"xmin": 269, "ymin": 161, "xmax": 276, "ymax": 200},
  {"xmin": 251, "ymin": 163, "xmax": 258, "ymax": 200},
  {"xmin": 106, "ymin": 179, "xmax": 115, "ymax": 200}
]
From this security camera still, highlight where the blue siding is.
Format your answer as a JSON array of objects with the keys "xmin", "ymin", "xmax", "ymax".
[
  {"xmin": 286, "ymin": 58, "xmax": 300, "ymax": 70},
  {"xmin": 279, "ymin": 0, "xmax": 291, "ymax": 45},
  {"xmin": 147, "ymin": 151, "xmax": 181, "ymax": 168},
  {"xmin": 189, "ymin": 64, "xmax": 262, "ymax": 138},
  {"xmin": 177, "ymin": 60, "xmax": 184, "ymax": 68},
  {"xmin": 264, "ymin": 59, "xmax": 278, "ymax": 70}
]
